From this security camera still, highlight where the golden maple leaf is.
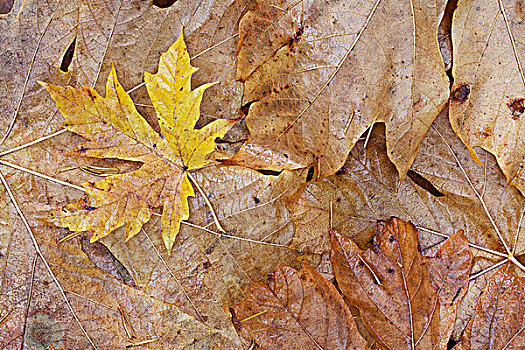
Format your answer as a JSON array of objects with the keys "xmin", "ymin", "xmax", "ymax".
[{"xmin": 40, "ymin": 31, "xmax": 237, "ymax": 253}]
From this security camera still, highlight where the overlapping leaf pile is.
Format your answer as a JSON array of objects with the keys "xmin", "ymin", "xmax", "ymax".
[{"xmin": 1, "ymin": 0, "xmax": 525, "ymax": 349}]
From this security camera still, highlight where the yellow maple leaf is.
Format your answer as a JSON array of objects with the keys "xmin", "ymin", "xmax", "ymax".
[{"xmin": 40, "ymin": 31, "xmax": 237, "ymax": 253}]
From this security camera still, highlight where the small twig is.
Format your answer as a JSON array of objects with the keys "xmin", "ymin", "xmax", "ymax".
[
  {"xmin": 0, "ymin": 170, "xmax": 97, "ymax": 349},
  {"xmin": 0, "ymin": 159, "xmax": 85, "ymax": 192},
  {"xmin": 118, "ymin": 306, "xmax": 137, "ymax": 340},
  {"xmin": 240, "ymin": 310, "xmax": 268, "ymax": 322},
  {"xmin": 186, "ymin": 172, "xmax": 225, "ymax": 233},
  {"xmin": 126, "ymin": 337, "xmax": 159, "ymax": 348}
]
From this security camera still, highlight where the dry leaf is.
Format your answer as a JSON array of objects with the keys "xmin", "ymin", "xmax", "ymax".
[
  {"xmin": 40, "ymin": 31, "xmax": 236, "ymax": 252},
  {"xmin": 330, "ymin": 218, "xmax": 471, "ymax": 350},
  {"xmin": 231, "ymin": 262, "xmax": 370, "ymax": 350},
  {"xmin": 98, "ymin": 165, "xmax": 319, "ymax": 348},
  {"xmin": 288, "ymin": 108, "xmax": 525, "ymax": 340},
  {"xmin": 449, "ymin": 0, "xmax": 525, "ymax": 195},
  {"xmin": 453, "ymin": 263, "xmax": 525, "ymax": 350},
  {"xmin": 0, "ymin": 217, "xmax": 213, "ymax": 349},
  {"xmin": 428, "ymin": 229, "xmax": 473, "ymax": 349},
  {"xmin": 228, "ymin": 0, "xmax": 449, "ymax": 178}
]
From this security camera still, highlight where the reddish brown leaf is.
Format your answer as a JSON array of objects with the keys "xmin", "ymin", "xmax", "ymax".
[
  {"xmin": 231, "ymin": 263, "xmax": 369, "ymax": 350},
  {"xmin": 331, "ymin": 218, "xmax": 445, "ymax": 349},
  {"xmin": 428, "ymin": 230, "xmax": 473, "ymax": 349},
  {"xmin": 454, "ymin": 263, "xmax": 525, "ymax": 350}
]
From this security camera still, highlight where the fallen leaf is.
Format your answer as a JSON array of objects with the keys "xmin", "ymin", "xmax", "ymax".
[
  {"xmin": 0, "ymin": 218, "xmax": 214, "ymax": 349},
  {"xmin": 99, "ymin": 165, "xmax": 319, "ymax": 348},
  {"xmin": 428, "ymin": 229, "xmax": 473, "ymax": 349},
  {"xmin": 231, "ymin": 262, "xmax": 370, "ymax": 349},
  {"xmin": 228, "ymin": 0, "xmax": 449, "ymax": 178},
  {"xmin": 453, "ymin": 263, "xmax": 525, "ymax": 350},
  {"xmin": 287, "ymin": 107, "xmax": 525, "ymax": 337},
  {"xmin": 40, "ymin": 31, "xmax": 237, "ymax": 252},
  {"xmin": 330, "ymin": 218, "xmax": 471, "ymax": 349},
  {"xmin": 449, "ymin": 0, "xmax": 525, "ymax": 195}
]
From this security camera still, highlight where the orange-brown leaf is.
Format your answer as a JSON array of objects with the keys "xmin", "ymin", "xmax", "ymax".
[
  {"xmin": 231, "ymin": 263, "xmax": 370, "ymax": 349},
  {"xmin": 428, "ymin": 230, "xmax": 473, "ymax": 349},
  {"xmin": 330, "ymin": 218, "xmax": 466, "ymax": 349},
  {"xmin": 454, "ymin": 263, "xmax": 525, "ymax": 350}
]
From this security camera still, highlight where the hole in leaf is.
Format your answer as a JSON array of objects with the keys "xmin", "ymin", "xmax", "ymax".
[
  {"xmin": 60, "ymin": 38, "xmax": 76, "ymax": 72},
  {"xmin": 241, "ymin": 101, "xmax": 255, "ymax": 116},
  {"xmin": 407, "ymin": 170, "xmax": 445, "ymax": 197},
  {"xmin": 255, "ymin": 169, "xmax": 282, "ymax": 176},
  {"xmin": 0, "ymin": 0, "xmax": 14, "ymax": 14},
  {"xmin": 152, "ymin": 0, "xmax": 177, "ymax": 8},
  {"xmin": 306, "ymin": 166, "xmax": 315, "ymax": 182}
]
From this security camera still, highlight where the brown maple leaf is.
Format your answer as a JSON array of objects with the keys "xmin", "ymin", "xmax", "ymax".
[
  {"xmin": 231, "ymin": 262, "xmax": 370, "ymax": 349},
  {"xmin": 330, "ymin": 218, "xmax": 472, "ymax": 350}
]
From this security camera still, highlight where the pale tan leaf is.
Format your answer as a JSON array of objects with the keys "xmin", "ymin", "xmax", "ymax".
[
  {"xmin": 449, "ymin": 0, "xmax": 525, "ymax": 195},
  {"xmin": 229, "ymin": 0, "xmax": 449, "ymax": 178}
]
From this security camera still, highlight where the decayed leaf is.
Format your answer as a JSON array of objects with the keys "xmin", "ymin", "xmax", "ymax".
[
  {"xmin": 449, "ymin": 0, "xmax": 525, "ymax": 195},
  {"xmin": 288, "ymin": 109, "xmax": 525, "ymax": 339},
  {"xmin": 330, "ymin": 218, "xmax": 471, "ymax": 349},
  {"xmin": 428, "ymin": 229, "xmax": 473, "ymax": 349},
  {"xmin": 231, "ymin": 262, "xmax": 369, "ymax": 350},
  {"xmin": 228, "ymin": 0, "xmax": 449, "ymax": 178},
  {"xmin": 454, "ymin": 263, "xmax": 525, "ymax": 350},
  {"xmin": 0, "ymin": 217, "xmax": 214, "ymax": 349},
  {"xmin": 99, "ymin": 165, "xmax": 319, "ymax": 349},
  {"xmin": 40, "ymin": 31, "xmax": 236, "ymax": 252}
]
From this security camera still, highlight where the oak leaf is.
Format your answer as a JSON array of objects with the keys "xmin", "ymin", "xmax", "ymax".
[
  {"xmin": 330, "ymin": 218, "xmax": 472, "ymax": 350},
  {"xmin": 228, "ymin": 0, "xmax": 449, "ymax": 179},
  {"xmin": 450, "ymin": 0, "xmax": 525, "ymax": 196},
  {"xmin": 40, "ymin": 31, "xmax": 237, "ymax": 252},
  {"xmin": 231, "ymin": 262, "xmax": 370, "ymax": 349}
]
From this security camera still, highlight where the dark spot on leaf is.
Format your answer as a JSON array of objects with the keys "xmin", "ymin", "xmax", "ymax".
[
  {"xmin": 0, "ymin": 0, "xmax": 14, "ymax": 14},
  {"xmin": 407, "ymin": 170, "xmax": 445, "ymax": 197},
  {"xmin": 387, "ymin": 267, "xmax": 394, "ymax": 274},
  {"xmin": 179, "ymin": 87, "xmax": 183, "ymax": 91},
  {"xmin": 299, "ymin": 274, "xmax": 306, "ymax": 280},
  {"xmin": 451, "ymin": 84, "xmax": 470, "ymax": 102},
  {"xmin": 335, "ymin": 166, "xmax": 345, "ymax": 175},
  {"xmin": 102, "ymin": 121, "xmax": 107, "ymax": 125},
  {"xmin": 254, "ymin": 197, "xmax": 260, "ymax": 204},
  {"xmin": 153, "ymin": 143, "xmax": 157, "ymax": 148},
  {"xmin": 306, "ymin": 166, "xmax": 315, "ymax": 182},
  {"xmin": 203, "ymin": 261, "xmax": 211, "ymax": 269},
  {"xmin": 508, "ymin": 98, "xmax": 525, "ymax": 119},
  {"xmin": 60, "ymin": 38, "xmax": 76, "ymax": 72},
  {"xmin": 79, "ymin": 145, "xmax": 86, "ymax": 153},
  {"xmin": 182, "ymin": 165, "xmax": 188, "ymax": 171},
  {"xmin": 152, "ymin": 0, "xmax": 177, "ymax": 8},
  {"xmin": 388, "ymin": 235, "xmax": 395, "ymax": 243},
  {"xmin": 85, "ymin": 206, "xmax": 96, "ymax": 211},
  {"xmin": 358, "ymin": 261, "xmax": 365, "ymax": 267}
]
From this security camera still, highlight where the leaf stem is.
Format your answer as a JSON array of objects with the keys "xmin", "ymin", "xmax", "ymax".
[
  {"xmin": 186, "ymin": 172, "xmax": 225, "ymax": 233},
  {"xmin": 0, "ymin": 129, "xmax": 68, "ymax": 157},
  {"xmin": 0, "ymin": 158, "xmax": 85, "ymax": 192}
]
